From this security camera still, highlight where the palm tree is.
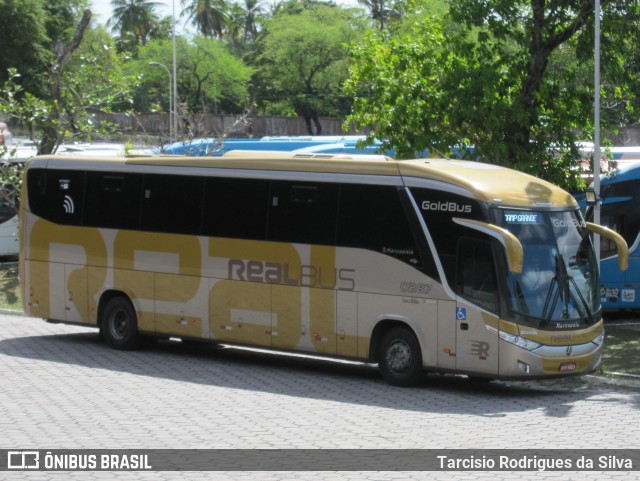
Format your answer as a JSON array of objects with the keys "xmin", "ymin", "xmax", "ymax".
[
  {"xmin": 240, "ymin": 0, "xmax": 265, "ymax": 41},
  {"xmin": 225, "ymin": 4, "xmax": 245, "ymax": 47},
  {"xmin": 181, "ymin": 0, "xmax": 228, "ymax": 38},
  {"xmin": 108, "ymin": 0, "xmax": 163, "ymax": 46},
  {"xmin": 224, "ymin": 0, "xmax": 265, "ymax": 44},
  {"xmin": 356, "ymin": 0, "xmax": 400, "ymax": 34}
]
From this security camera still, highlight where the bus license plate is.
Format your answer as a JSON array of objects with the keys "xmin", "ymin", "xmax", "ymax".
[{"xmin": 559, "ymin": 362, "xmax": 577, "ymax": 372}]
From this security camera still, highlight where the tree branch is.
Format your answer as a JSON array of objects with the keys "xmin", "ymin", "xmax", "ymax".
[{"xmin": 56, "ymin": 9, "xmax": 92, "ymax": 69}]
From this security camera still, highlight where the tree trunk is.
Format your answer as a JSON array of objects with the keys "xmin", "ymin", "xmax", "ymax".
[
  {"xmin": 507, "ymin": 0, "xmax": 599, "ymax": 165},
  {"xmin": 39, "ymin": 9, "xmax": 92, "ymax": 155}
]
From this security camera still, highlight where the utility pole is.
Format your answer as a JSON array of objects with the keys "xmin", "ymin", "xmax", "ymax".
[
  {"xmin": 593, "ymin": 0, "xmax": 601, "ymax": 263},
  {"xmin": 172, "ymin": 0, "xmax": 179, "ymax": 139}
]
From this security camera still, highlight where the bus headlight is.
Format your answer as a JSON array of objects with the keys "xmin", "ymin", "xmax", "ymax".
[
  {"xmin": 592, "ymin": 332, "xmax": 605, "ymax": 347},
  {"xmin": 498, "ymin": 331, "xmax": 542, "ymax": 351}
]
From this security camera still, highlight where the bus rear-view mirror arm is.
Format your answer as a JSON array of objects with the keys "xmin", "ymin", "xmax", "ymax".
[
  {"xmin": 453, "ymin": 218, "xmax": 524, "ymax": 274},
  {"xmin": 586, "ymin": 222, "xmax": 629, "ymax": 272}
]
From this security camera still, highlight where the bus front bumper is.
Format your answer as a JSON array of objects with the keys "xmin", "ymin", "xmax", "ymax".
[{"xmin": 498, "ymin": 338, "xmax": 604, "ymax": 379}]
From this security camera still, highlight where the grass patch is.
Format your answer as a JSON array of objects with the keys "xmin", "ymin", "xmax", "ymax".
[
  {"xmin": 601, "ymin": 321, "xmax": 640, "ymax": 376},
  {"xmin": 0, "ymin": 262, "xmax": 21, "ymax": 311}
]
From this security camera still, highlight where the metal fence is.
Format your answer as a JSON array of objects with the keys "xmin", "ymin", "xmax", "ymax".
[{"xmin": 91, "ymin": 112, "xmax": 365, "ymax": 139}]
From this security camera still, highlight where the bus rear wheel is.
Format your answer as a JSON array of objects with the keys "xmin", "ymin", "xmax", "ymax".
[
  {"xmin": 101, "ymin": 297, "xmax": 140, "ymax": 350},
  {"xmin": 378, "ymin": 327, "xmax": 423, "ymax": 387}
]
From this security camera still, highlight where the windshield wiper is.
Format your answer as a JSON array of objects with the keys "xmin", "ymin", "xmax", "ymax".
[{"xmin": 541, "ymin": 253, "xmax": 593, "ymax": 324}]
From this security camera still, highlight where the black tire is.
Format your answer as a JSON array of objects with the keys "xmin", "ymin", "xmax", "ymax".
[
  {"xmin": 378, "ymin": 326, "xmax": 423, "ymax": 387},
  {"xmin": 100, "ymin": 297, "xmax": 140, "ymax": 350}
]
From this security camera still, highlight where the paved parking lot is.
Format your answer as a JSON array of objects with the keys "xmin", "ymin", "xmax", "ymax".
[{"xmin": 1, "ymin": 313, "xmax": 639, "ymax": 480}]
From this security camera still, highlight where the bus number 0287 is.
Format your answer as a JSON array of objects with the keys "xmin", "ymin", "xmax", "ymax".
[{"xmin": 400, "ymin": 282, "xmax": 432, "ymax": 295}]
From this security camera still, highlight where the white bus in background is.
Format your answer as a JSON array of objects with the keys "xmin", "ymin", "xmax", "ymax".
[
  {"xmin": 0, "ymin": 204, "xmax": 19, "ymax": 257},
  {"xmin": 0, "ymin": 140, "xmax": 38, "ymax": 257}
]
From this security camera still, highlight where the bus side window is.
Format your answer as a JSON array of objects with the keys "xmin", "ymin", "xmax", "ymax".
[
  {"xmin": 141, "ymin": 174, "xmax": 203, "ymax": 234},
  {"xmin": 203, "ymin": 178, "xmax": 269, "ymax": 241},
  {"xmin": 27, "ymin": 168, "xmax": 85, "ymax": 226},
  {"xmin": 455, "ymin": 238, "xmax": 498, "ymax": 313},
  {"xmin": 337, "ymin": 184, "xmax": 424, "ymax": 269},
  {"xmin": 267, "ymin": 181, "xmax": 339, "ymax": 245},
  {"xmin": 599, "ymin": 179, "xmax": 640, "ymax": 255},
  {"xmin": 85, "ymin": 172, "xmax": 143, "ymax": 230},
  {"xmin": 600, "ymin": 214, "xmax": 624, "ymax": 259}
]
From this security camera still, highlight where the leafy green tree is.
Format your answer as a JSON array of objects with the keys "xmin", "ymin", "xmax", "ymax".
[
  {"xmin": 344, "ymin": 18, "xmax": 461, "ymax": 159},
  {"xmin": 1, "ymin": 15, "xmax": 138, "ymax": 154},
  {"xmin": 346, "ymin": 1, "xmax": 640, "ymax": 191},
  {"xmin": 46, "ymin": 0, "xmax": 91, "ymax": 45},
  {"xmin": 132, "ymin": 37, "xmax": 252, "ymax": 114},
  {"xmin": 0, "ymin": 0, "xmax": 91, "ymax": 97},
  {"xmin": 66, "ymin": 25, "xmax": 139, "ymax": 116},
  {"xmin": 0, "ymin": 1, "xmax": 48, "ymax": 92},
  {"xmin": 253, "ymin": 3, "xmax": 365, "ymax": 134}
]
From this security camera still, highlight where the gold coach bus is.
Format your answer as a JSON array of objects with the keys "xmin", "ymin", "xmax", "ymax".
[{"xmin": 19, "ymin": 151, "xmax": 629, "ymax": 386}]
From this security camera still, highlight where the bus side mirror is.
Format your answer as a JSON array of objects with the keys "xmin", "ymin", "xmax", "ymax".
[
  {"xmin": 453, "ymin": 218, "xmax": 524, "ymax": 274},
  {"xmin": 586, "ymin": 222, "xmax": 629, "ymax": 272}
]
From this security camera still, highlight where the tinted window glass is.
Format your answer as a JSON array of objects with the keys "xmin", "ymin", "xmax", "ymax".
[
  {"xmin": 203, "ymin": 178, "xmax": 269, "ymax": 240},
  {"xmin": 456, "ymin": 238, "xmax": 498, "ymax": 313},
  {"xmin": 268, "ymin": 181, "xmax": 338, "ymax": 245},
  {"xmin": 600, "ymin": 179, "xmax": 640, "ymax": 254},
  {"xmin": 411, "ymin": 187, "xmax": 484, "ymax": 286},
  {"xmin": 27, "ymin": 168, "xmax": 85, "ymax": 226},
  {"xmin": 599, "ymin": 214, "xmax": 624, "ymax": 259},
  {"xmin": 85, "ymin": 172, "xmax": 143, "ymax": 229},
  {"xmin": 141, "ymin": 174, "xmax": 204, "ymax": 234},
  {"xmin": 338, "ymin": 184, "xmax": 423, "ymax": 268}
]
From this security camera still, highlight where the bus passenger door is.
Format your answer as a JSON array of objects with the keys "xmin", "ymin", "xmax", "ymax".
[{"xmin": 454, "ymin": 238, "xmax": 499, "ymax": 377}]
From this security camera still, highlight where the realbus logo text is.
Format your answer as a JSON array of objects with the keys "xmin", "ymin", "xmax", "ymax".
[{"xmin": 228, "ymin": 259, "xmax": 356, "ymax": 291}]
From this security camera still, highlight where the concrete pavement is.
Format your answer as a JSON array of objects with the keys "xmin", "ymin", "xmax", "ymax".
[{"xmin": 1, "ymin": 313, "xmax": 639, "ymax": 480}]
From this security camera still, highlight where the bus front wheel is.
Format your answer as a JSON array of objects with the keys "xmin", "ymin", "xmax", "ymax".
[
  {"xmin": 101, "ymin": 297, "xmax": 140, "ymax": 350},
  {"xmin": 378, "ymin": 327, "xmax": 423, "ymax": 387}
]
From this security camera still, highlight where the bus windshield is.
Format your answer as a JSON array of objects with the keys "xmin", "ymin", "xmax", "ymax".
[{"xmin": 496, "ymin": 209, "xmax": 599, "ymax": 326}]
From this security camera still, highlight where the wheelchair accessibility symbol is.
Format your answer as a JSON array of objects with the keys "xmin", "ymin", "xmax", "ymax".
[{"xmin": 456, "ymin": 307, "xmax": 467, "ymax": 321}]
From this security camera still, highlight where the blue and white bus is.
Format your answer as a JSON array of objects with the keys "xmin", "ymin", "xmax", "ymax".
[
  {"xmin": 155, "ymin": 135, "xmax": 476, "ymax": 158},
  {"xmin": 156, "ymin": 136, "xmax": 384, "ymax": 156},
  {"xmin": 581, "ymin": 162, "xmax": 640, "ymax": 310}
]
